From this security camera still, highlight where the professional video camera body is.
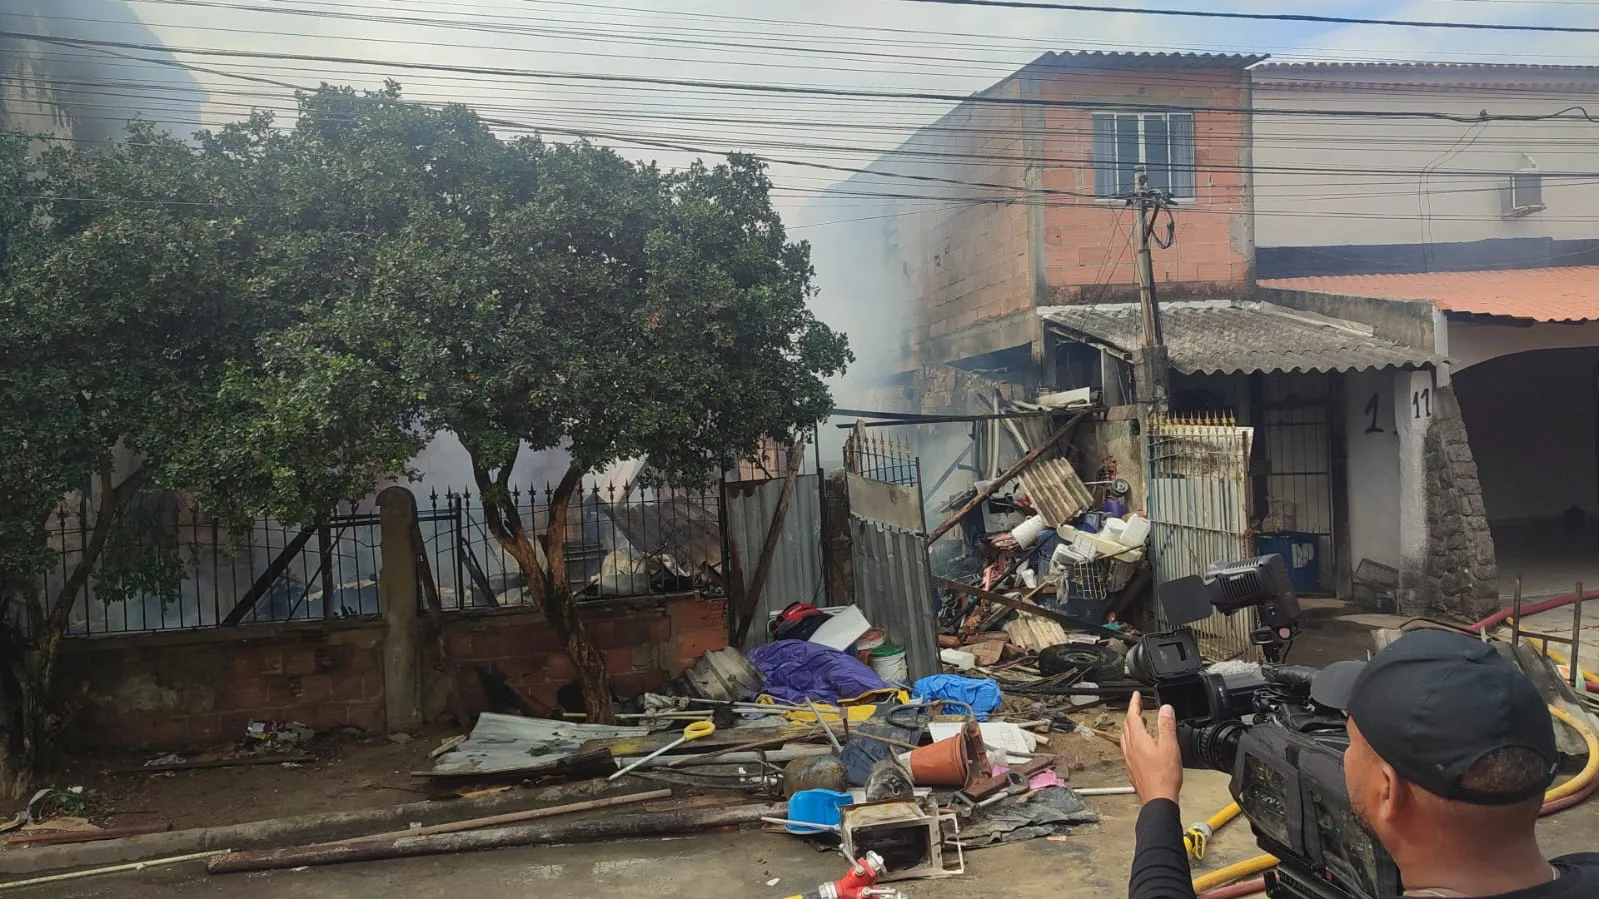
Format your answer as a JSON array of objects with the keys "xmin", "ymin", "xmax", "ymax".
[{"xmin": 1127, "ymin": 554, "xmax": 1403, "ymax": 899}]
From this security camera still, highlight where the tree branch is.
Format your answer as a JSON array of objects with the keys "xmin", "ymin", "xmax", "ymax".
[{"xmin": 47, "ymin": 465, "xmax": 147, "ymax": 634}]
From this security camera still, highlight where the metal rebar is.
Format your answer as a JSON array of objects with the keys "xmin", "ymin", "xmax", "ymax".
[
  {"xmin": 1572, "ymin": 581, "xmax": 1584, "ymax": 692},
  {"xmin": 1511, "ymin": 576, "xmax": 1523, "ymax": 649}
]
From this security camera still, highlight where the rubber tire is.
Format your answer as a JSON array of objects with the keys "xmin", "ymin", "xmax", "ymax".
[{"xmin": 1038, "ymin": 643, "xmax": 1123, "ymax": 682}]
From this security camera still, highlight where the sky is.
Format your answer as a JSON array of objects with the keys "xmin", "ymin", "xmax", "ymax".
[{"xmin": 61, "ymin": 0, "xmax": 1599, "ymax": 226}]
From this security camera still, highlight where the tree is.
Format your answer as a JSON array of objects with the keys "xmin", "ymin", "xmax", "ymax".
[
  {"xmin": 176, "ymin": 86, "xmax": 852, "ymax": 723},
  {"xmin": 0, "ymin": 119, "xmax": 291, "ymax": 790}
]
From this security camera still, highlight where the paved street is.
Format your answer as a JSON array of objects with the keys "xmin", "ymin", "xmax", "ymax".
[{"xmin": 28, "ymin": 769, "xmax": 1599, "ymax": 899}]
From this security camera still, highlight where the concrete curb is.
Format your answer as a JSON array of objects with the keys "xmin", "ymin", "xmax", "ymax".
[{"xmin": 0, "ymin": 779, "xmax": 625, "ymax": 876}]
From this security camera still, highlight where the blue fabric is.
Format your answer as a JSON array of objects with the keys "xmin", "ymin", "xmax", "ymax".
[
  {"xmin": 912, "ymin": 674, "xmax": 1004, "ymax": 721},
  {"xmin": 747, "ymin": 640, "xmax": 889, "ymax": 704}
]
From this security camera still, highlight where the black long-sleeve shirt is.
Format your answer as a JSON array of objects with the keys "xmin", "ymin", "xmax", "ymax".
[{"xmin": 1129, "ymin": 799, "xmax": 1197, "ymax": 899}]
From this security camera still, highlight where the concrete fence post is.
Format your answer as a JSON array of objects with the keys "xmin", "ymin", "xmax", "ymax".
[{"xmin": 377, "ymin": 486, "xmax": 423, "ymax": 734}]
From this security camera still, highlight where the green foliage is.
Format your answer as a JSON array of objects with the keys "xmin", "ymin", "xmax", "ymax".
[{"xmin": 0, "ymin": 82, "xmax": 850, "ymax": 626}]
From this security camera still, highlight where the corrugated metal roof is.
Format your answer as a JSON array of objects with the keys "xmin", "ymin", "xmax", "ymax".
[
  {"xmin": 1046, "ymin": 51, "xmax": 1267, "ymax": 70},
  {"xmin": 725, "ymin": 475, "xmax": 824, "ymax": 647},
  {"xmin": 1039, "ymin": 300, "xmax": 1439, "ymax": 375},
  {"xmin": 1260, "ymin": 267, "xmax": 1599, "ymax": 323},
  {"xmin": 1017, "ymin": 458, "xmax": 1095, "ymax": 528},
  {"xmin": 1254, "ymin": 62, "xmax": 1599, "ymax": 74},
  {"xmin": 850, "ymin": 518, "xmax": 940, "ymax": 683}
]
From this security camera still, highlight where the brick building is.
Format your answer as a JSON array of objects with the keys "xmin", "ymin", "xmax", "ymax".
[{"xmin": 805, "ymin": 51, "xmax": 1261, "ymax": 409}]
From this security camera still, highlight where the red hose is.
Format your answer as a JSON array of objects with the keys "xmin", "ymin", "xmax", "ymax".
[
  {"xmin": 1469, "ymin": 591, "xmax": 1599, "ymax": 634},
  {"xmin": 1467, "ymin": 593, "xmax": 1599, "ymax": 694},
  {"xmin": 1197, "ymin": 878, "xmax": 1266, "ymax": 899}
]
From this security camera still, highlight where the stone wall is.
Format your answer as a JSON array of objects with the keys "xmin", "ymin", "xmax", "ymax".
[
  {"xmin": 1421, "ymin": 387, "xmax": 1499, "ymax": 618},
  {"xmin": 58, "ymin": 594, "xmax": 727, "ymax": 751}
]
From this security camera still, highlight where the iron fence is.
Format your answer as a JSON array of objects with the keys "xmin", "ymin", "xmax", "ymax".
[
  {"xmin": 43, "ymin": 495, "xmax": 383, "ymax": 637},
  {"xmin": 843, "ymin": 430, "xmax": 920, "ymax": 486},
  {"xmin": 419, "ymin": 481, "xmax": 726, "ymax": 611}
]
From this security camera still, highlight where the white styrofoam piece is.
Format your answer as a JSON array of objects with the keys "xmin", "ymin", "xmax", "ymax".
[
  {"xmin": 940, "ymin": 648, "xmax": 977, "ymax": 671},
  {"xmin": 928, "ymin": 722, "xmax": 1038, "ymax": 766},
  {"xmin": 808, "ymin": 605, "xmax": 872, "ymax": 652}
]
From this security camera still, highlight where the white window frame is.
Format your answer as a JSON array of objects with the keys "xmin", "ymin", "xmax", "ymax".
[{"xmin": 1091, "ymin": 111, "xmax": 1197, "ymax": 203}]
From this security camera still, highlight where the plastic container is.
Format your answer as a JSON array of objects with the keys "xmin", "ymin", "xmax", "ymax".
[
  {"xmin": 853, "ymin": 628, "xmax": 886, "ymax": 666},
  {"xmin": 1010, "ymin": 515, "xmax": 1047, "ymax": 549},
  {"xmin": 1257, "ymin": 533, "xmax": 1321, "ymax": 594},
  {"xmin": 1100, "ymin": 517, "xmax": 1129, "ymax": 543},
  {"xmin": 1118, "ymin": 515, "xmax": 1151, "ymax": 547},
  {"xmin": 870, "ymin": 642, "xmax": 910, "ymax": 683},
  {"xmin": 1103, "ymin": 498, "xmax": 1128, "ymax": 519},
  {"xmin": 786, "ymin": 789, "xmax": 853, "ymax": 834}
]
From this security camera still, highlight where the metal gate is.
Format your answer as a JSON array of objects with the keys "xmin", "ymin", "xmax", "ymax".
[
  {"xmin": 1145, "ymin": 414, "xmax": 1257, "ymax": 660},
  {"xmin": 1259, "ymin": 373, "xmax": 1335, "ymax": 595}
]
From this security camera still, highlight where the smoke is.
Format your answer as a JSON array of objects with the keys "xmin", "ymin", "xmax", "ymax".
[{"xmin": 0, "ymin": 0, "xmax": 204, "ymax": 141}]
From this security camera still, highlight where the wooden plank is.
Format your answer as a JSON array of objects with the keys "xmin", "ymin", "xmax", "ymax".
[
  {"xmin": 935, "ymin": 577, "xmax": 1132, "ymax": 643},
  {"xmin": 925, "ymin": 414, "xmax": 1086, "ymax": 545}
]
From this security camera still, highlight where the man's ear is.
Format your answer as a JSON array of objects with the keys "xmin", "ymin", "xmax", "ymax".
[{"xmin": 1376, "ymin": 762, "xmax": 1407, "ymax": 825}]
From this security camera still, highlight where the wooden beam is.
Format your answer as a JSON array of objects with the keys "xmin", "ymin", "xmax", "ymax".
[
  {"xmin": 925, "ymin": 413, "xmax": 1087, "ymax": 546},
  {"xmin": 934, "ymin": 577, "xmax": 1132, "ymax": 643}
]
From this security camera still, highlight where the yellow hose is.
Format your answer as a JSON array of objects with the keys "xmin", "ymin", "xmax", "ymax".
[
  {"xmin": 1185, "ymin": 802, "xmax": 1241, "ymax": 860},
  {"xmin": 1546, "ymin": 705, "xmax": 1599, "ymax": 803},
  {"xmin": 1191, "ymin": 703, "xmax": 1599, "ymax": 895},
  {"xmin": 1192, "ymin": 853, "xmax": 1281, "ymax": 893}
]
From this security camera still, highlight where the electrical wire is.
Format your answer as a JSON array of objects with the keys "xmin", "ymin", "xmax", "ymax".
[{"xmin": 890, "ymin": 0, "xmax": 1599, "ymax": 34}]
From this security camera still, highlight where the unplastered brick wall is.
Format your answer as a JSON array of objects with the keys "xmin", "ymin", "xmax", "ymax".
[
  {"xmin": 443, "ymin": 595, "xmax": 728, "ymax": 713},
  {"xmin": 59, "ymin": 594, "xmax": 727, "ymax": 751},
  {"xmin": 59, "ymin": 620, "xmax": 388, "ymax": 751},
  {"xmin": 1038, "ymin": 64, "xmax": 1254, "ymax": 302}
]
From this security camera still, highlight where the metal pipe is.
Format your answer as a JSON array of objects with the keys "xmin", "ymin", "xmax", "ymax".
[
  {"xmin": 1511, "ymin": 576, "xmax": 1524, "ymax": 649},
  {"xmin": 1573, "ymin": 581, "xmax": 1585, "ymax": 692}
]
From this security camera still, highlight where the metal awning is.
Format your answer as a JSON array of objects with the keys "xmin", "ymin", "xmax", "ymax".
[{"xmin": 1039, "ymin": 300, "xmax": 1441, "ymax": 376}]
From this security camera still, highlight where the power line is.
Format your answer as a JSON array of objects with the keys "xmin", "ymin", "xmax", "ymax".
[
  {"xmin": 889, "ymin": 0, "xmax": 1599, "ymax": 34},
  {"xmin": 13, "ymin": 28, "xmax": 1599, "ymax": 126}
]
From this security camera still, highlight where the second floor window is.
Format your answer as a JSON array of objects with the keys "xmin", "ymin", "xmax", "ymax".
[{"xmin": 1092, "ymin": 112, "xmax": 1196, "ymax": 199}]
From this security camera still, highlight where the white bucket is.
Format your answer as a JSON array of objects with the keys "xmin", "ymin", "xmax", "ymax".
[
  {"xmin": 1010, "ymin": 515, "xmax": 1047, "ymax": 549},
  {"xmin": 870, "ymin": 643, "xmax": 910, "ymax": 684}
]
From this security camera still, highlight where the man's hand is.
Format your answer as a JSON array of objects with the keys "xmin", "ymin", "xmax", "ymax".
[{"xmin": 1121, "ymin": 691, "xmax": 1183, "ymax": 804}]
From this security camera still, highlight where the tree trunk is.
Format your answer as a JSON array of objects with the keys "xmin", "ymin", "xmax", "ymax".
[
  {"xmin": 476, "ymin": 460, "xmax": 615, "ymax": 725},
  {"xmin": 1, "ymin": 466, "xmax": 146, "ymax": 797}
]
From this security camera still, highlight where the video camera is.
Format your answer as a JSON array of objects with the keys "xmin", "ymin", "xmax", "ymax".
[{"xmin": 1128, "ymin": 555, "xmax": 1404, "ymax": 899}]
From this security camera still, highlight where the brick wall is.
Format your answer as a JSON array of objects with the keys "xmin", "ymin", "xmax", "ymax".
[
  {"xmin": 59, "ymin": 594, "xmax": 726, "ymax": 751},
  {"xmin": 809, "ymin": 55, "xmax": 1255, "ymax": 405},
  {"xmin": 1037, "ymin": 64, "xmax": 1253, "ymax": 303}
]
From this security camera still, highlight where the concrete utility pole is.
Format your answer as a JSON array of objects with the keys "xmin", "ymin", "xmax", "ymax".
[{"xmin": 1130, "ymin": 166, "xmax": 1170, "ymax": 415}]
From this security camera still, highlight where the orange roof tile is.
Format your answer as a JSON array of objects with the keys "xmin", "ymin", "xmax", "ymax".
[{"xmin": 1258, "ymin": 267, "xmax": 1599, "ymax": 323}]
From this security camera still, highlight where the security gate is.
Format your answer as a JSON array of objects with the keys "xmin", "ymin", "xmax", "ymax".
[{"xmin": 1145, "ymin": 414, "xmax": 1257, "ymax": 660}]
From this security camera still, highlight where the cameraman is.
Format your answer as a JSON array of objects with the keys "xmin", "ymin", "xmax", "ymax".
[{"xmin": 1122, "ymin": 629, "xmax": 1599, "ymax": 898}]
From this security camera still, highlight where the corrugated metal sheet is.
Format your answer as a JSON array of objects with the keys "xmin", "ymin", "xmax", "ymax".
[
  {"xmin": 1044, "ymin": 51, "xmax": 1268, "ymax": 70},
  {"xmin": 1039, "ymin": 301, "xmax": 1440, "ymax": 375},
  {"xmin": 725, "ymin": 475, "xmax": 823, "ymax": 647},
  {"xmin": 607, "ymin": 494, "xmax": 722, "ymax": 573},
  {"xmin": 1016, "ymin": 457, "xmax": 1095, "ymax": 528},
  {"xmin": 850, "ymin": 518, "xmax": 939, "ymax": 683}
]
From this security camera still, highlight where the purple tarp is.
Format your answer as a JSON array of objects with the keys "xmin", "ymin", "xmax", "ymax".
[{"xmin": 747, "ymin": 640, "xmax": 889, "ymax": 705}]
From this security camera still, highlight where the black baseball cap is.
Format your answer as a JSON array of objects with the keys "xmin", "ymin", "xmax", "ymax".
[{"xmin": 1312, "ymin": 629, "xmax": 1559, "ymax": 806}]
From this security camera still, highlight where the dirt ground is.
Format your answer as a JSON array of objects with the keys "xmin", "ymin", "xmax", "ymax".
[{"xmin": 47, "ymin": 727, "xmax": 451, "ymax": 831}]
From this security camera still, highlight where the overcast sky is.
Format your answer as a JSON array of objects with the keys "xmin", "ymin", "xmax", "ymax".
[{"xmin": 98, "ymin": 0, "xmax": 1599, "ymax": 225}]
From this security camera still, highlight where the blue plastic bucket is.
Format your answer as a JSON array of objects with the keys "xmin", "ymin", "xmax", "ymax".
[{"xmin": 786, "ymin": 789, "xmax": 853, "ymax": 834}]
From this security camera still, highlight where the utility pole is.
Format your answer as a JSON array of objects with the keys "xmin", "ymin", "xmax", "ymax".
[{"xmin": 1130, "ymin": 166, "xmax": 1170, "ymax": 416}]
